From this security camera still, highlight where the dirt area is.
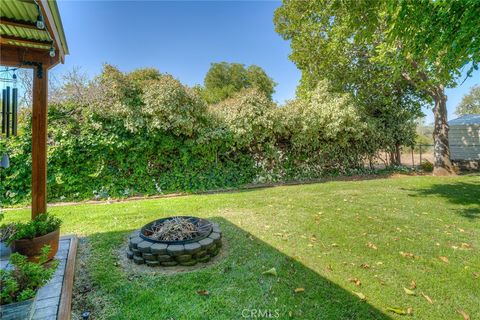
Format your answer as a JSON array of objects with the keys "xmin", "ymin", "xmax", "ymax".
[
  {"xmin": 369, "ymin": 151, "xmax": 435, "ymax": 169},
  {"xmin": 71, "ymin": 238, "xmax": 109, "ymax": 320}
]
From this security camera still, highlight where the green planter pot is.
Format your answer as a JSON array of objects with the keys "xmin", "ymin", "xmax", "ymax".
[
  {"xmin": 0, "ymin": 296, "xmax": 36, "ymax": 320},
  {"xmin": 0, "ymin": 241, "xmax": 11, "ymax": 258}
]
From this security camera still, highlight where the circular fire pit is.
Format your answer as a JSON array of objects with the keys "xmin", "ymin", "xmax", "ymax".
[{"xmin": 126, "ymin": 216, "xmax": 222, "ymax": 267}]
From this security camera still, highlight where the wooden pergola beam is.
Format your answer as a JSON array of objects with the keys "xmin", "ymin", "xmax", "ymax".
[
  {"xmin": 0, "ymin": 17, "xmax": 39, "ymax": 30},
  {"xmin": 0, "ymin": 35, "xmax": 52, "ymax": 48},
  {"xmin": 0, "ymin": 45, "xmax": 58, "ymax": 67}
]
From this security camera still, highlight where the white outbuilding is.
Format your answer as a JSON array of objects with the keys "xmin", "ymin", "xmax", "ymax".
[{"xmin": 448, "ymin": 114, "xmax": 480, "ymax": 163}]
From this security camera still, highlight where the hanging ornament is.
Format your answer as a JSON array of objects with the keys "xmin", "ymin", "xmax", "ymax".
[{"xmin": 0, "ymin": 154, "xmax": 9, "ymax": 169}]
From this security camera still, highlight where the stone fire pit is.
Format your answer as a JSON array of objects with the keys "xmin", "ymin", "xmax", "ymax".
[{"xmin": 126, "ymin": 216, "xmax": 222, "ymax": 267}]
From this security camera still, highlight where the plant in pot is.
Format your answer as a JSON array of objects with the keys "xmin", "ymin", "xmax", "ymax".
[
  {"xmin": 0, "ymin": 223, "xmax": 16, "ymax": 258},
  {"xmin": 0, "ymin": 212, "xmax": 17, "ymax": 258},
  {"xmin": 6, "ymin": 214, "xmax": 62, "ymax": 262},
  {"xmin": 0, "ymin": 246, "xmax": 58, "ymax": 320}
]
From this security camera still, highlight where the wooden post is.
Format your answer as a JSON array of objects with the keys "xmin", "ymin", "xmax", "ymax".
[
  {"xmin": 411, "ymin": 147, "xmax": 415, "ymax": 169},
  {"xmin": 419, "ymin": 145, "xmax": 422, "ymax": 165},
  {"xmin": 31, "ymin": 66, "xmax": 48, "ymax": 218}
]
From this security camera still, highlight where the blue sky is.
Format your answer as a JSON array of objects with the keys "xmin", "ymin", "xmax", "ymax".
[{"xmin": 54, "ymin": 0, "xmax": 479, "ymax": 124}]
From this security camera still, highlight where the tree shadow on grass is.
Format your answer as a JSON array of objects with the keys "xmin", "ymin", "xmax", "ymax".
[
  {"xmin": 406, "ymin": 181, "xmax": 480, "ymax": 219},
  {"xmin": 76, "ymin": 217, "xmax": 391, "ymax": 320}
]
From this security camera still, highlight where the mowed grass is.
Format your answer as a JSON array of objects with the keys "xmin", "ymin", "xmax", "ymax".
[{"xmin": 4, "ymin": 174, "xmax": 480, "ymax": 319}]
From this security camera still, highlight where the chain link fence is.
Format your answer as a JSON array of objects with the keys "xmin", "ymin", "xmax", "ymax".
[{"xmin": 368, "ymin": 144, "xmax": 480, "ymax": 170}]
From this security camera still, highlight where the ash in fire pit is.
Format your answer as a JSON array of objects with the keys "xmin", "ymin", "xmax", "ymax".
[{"xmin": 127, "ymin": 216, "xmax": 222, "ymax": 267}]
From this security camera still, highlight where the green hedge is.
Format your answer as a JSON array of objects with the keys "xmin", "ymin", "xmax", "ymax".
[{"xmin": 0, "ymin": 66, "xmax": 412, "ymax": 206}]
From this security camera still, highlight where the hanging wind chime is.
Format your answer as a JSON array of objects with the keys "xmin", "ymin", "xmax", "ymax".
[{"xmin": 1, "ymin": 68, "xmax": 19, "ymax": 169}]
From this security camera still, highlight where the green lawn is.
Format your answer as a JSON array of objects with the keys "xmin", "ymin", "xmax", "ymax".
[{"xmin": 4, "ymin": 174, "xmax": 480, "ymax": 319}]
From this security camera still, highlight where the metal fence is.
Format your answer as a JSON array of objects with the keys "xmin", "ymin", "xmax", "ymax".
[{"xmin": 368, "ymin": 144, "xmax": 480, "ymax": 169}]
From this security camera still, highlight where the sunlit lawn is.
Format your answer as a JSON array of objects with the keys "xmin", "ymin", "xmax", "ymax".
[{"xmin": 4, "ymin": 174, "xmax": 480, "ymax": 319}]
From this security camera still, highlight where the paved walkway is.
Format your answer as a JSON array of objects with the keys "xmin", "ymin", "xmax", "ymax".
[{"xmin": 1, "ymin": 237, "xmax": 73, "ymax": 320}]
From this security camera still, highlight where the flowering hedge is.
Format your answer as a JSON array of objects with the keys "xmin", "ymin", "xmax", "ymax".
[{"xmin": 0, "ymin": 66, "xmax": 398, "ymax": 206}]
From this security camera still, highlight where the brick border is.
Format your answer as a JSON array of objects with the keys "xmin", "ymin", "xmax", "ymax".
[{"xmin": 126, "ymin": 222, "xmax": 222, "ymax": 267}]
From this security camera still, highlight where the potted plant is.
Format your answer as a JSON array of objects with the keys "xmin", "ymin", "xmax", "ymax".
[
  {"xmin": 0, "ymin": 246, "xmax": 58, "ymax": 320},
  {"xmin": 1, "ymin": 212, "xmax": 17, "ymax": 258},
  {"xmin": 6, "ymin": 214, "xmax": 62, "ymax": 262},
  {"xmin": 0, "ymin": 223, "xmax": 16, "ymax": 258}
]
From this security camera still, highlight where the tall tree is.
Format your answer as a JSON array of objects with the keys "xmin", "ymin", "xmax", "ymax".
[
  {"xmin": 275, "ymin": 0, "xmax": 480, "ymax": 175},
  {"xmin": 202, "ymin": 62, "xmax": 276, "ymax": 104},
  {"xmin": 456, "ymin": 85, "xmax": 480, "ymax": 116}
]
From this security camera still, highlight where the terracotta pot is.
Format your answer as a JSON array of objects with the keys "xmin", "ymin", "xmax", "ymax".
[{"xmin": 11, "ymin": 229, "xmax": 59, "ymax": 262}]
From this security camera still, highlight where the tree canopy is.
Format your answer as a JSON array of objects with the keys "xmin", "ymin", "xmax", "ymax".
[
  {"xmin": 201, "ymin": 62, "xmax": 276, "ymax": 104},
  {"xmin": 456, "ymin": 85, "xmax": 480, "ymax": 116},
  {"xmin": 274, "ymin": 0, "xmax": 480, "ymax": 174},
  {"xmin": 274, "ymin": 0, "xmax": 424, "ymax": 164}
]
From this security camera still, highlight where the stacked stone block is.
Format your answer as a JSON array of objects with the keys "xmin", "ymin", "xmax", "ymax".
[{"xmin": 126, "ymin": 222, "xmax": 222, "ymax": 267}]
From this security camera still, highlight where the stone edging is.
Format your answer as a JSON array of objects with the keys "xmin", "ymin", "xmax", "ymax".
[{"xmin": 126, "ymin": 222, "xmax": 222, "ymax": 267}]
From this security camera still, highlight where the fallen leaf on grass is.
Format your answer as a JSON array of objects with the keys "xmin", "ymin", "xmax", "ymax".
[
  {"xmin": 457, "ymin": 310, "xmax": 470, "ymax": 320},
  {"xmin": 197, "ymin": 290, "xmax": 209, "ymax": 296},
  {"xmin": 386, "ymin": 307, "xmax": 410, "ymax": 315},
  {"xmin": 439, "ymin": 256, "xmax": 449, "ymax": 264},
  {"xmin": 262, "ymin": 268, "xmax": 278, "ymax": 276},
  {"xmin": 403, "ymin": 287, "xmax": 416, "ymax": 295},
  {"xmin": 353, "ymin": 291, "xmax": 366, "ymax": 300},
  {"xmin": 360, "ymin": 263, "xmax": 370, "ymax": 269},
  {"xmin": 294, "ymin": 288, "xmax": 305, "ymax": 293},
  {"xmin": 421, "ymin": 292, "xmax": 433, "ymax": 304},
  {"xmin": 473, "ymin": 272, "xmax": 479, "ymax": 279},
  {"xmin": 367, "ymin": 242, "xmax": 378, "ymax": 250},
  {"xmin": 400, "ymin": 252, "xmax": 416, "ymax": 258},
  {"xmin": 331, "ymin": 243, "xmax": 339, "ymax": 247},
  {"xmin": 409, "ymin": 281, "xmax": 416, "ymax": 289},
  {"xmin": 349, "ymin": 278, "xmax": 362, "ymax": 286},
  {"xmin": 460, "ymin": 243, "xmax": 472, "ymax": 249}
]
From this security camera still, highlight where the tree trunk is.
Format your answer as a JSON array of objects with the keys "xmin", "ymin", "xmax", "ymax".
[
  {"xmin": 395, "ymin": 143, "xmax": 401, "ymax": 165},
  {"xmin": 431, "ymin": 86, "xmax": 455, "ymax": 176},
  {"xmin": 389, "ymin": 144, "xmax": 401, "ymax": 166}
]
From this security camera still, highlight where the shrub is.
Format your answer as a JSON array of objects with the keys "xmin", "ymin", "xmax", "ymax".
[
  {"xmin": 271, "ymin": 80, "xmax": 373, "ymax": 178},
  {"xmin": 420, "ymin": 160, "xmax": 434, "ymax": 172},
  {"xmin": 0, "ymin": 246, "xmax": 58, "ymax": 305},
  {"xmin": 141, "ymin": 75, "xmax": 209, "ymax": 136},
  {"xmin": 6, "ymin": 214, "xmax": 62, "ymax": 244},
  {"xmin": 210, "ymin": 88, "xmax": 277, "ymax": 148}
]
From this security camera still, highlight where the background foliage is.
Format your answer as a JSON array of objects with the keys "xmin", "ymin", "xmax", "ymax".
[
  {"xmin": 456, "ymin": 85, "xmax": 480, "ymax": 116},
  {"xmin": 200, "ymin": 62, "xmax": 277, "ymax": 104},
  {"xmin": 1, "ymin": 65, "xmax": 413, "ymax": 206}
]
